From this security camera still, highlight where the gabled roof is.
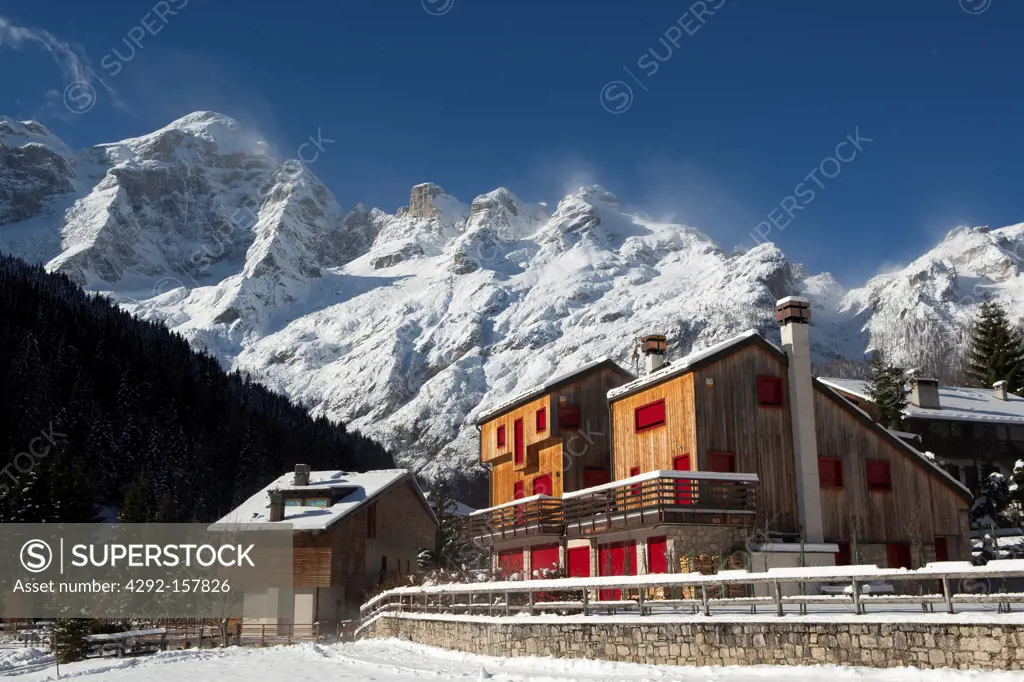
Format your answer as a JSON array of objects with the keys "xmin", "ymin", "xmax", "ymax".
[
  {"xmin": 607, "ymin": 329, "xmax": 785, "ymax": 402},
  {"xmin": 212, "ymin": 469, "xmax": 438, "ymax": 531},
  {"xmin": 818, "ymin": 377, "xmax": 1024, "ymax": 426},
  {"xmin": 813, "ymin": 379, "xmax": 972, "ymax": 503},
  {"xmin": 473, "ymin": 357, "xmax": 633, "ymax": 425}
]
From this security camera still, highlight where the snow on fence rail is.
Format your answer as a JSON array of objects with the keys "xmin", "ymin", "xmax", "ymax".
[{"xmin": 360, "ymin": 559, "xmax": 1024, "ymax": 623}]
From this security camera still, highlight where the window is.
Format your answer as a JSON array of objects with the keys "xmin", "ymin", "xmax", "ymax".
[
  {"xmin": 934, "ymin": 536, "xmax": 949, "ymax": 562},
  {"xmin": 708, "ymin": 452, "xmax": 736, "ymax": 473},
  {"xmin": 559, "ymin": 405, "xmax": 581, "ymax": 430},
  {"xmin": 634, "ymin": 399, "xmax": 666, "ymax": 433},
  {"xmin": 886, "ymin": 543, "xmax": 912, "ymax": 569},
  {"xmin": 366, "ymin": 502, "xmax": 377, "ymax": 539},
  {"xmin": 757, "ymin": 376, "xmax": 784, "ymax": 406},
  {"xmin": 629, "ymin": 466, "xmax": 641, "ymax": 496},
  {"xmin": 818, "ymin": 458, "xmax": 843, "ymax": 488},
  {"xmin": 513, "ymin": 418, "xmax": 524, "ymax": 464},
  {"xmin": 835, "ymin": 542, "xmax": 851, "ymax": 566},
  {"xmin": 496, "ymin": 424, "xmax": 506, "ymax": 448},
  {"xmin": 866, "ymin": 459, "xmax": 892, "ymax": 491},
  {"xmin": 536, "ymin": 407, "xmax": 547, "ymax": 432}
]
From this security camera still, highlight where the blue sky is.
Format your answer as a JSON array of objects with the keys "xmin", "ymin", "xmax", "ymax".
[{"xmin": 0, "ymin": 0, "xmax": 1021, "ymax": 283}]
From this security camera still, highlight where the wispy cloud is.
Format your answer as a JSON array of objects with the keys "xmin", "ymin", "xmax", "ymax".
[{"xmin": 0, "ymin": 16, "xmax": 90, "ymax": 85}]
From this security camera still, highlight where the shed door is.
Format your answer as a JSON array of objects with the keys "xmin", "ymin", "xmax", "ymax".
[
  {"xmin": 530, "ymin": 543, "xmax": 560, "ymax": 576},
  {"xmin": 598, "ymin": 541, "xmax": 637, "ymax": 600},
  {"xmin": 497, "ymin": 548, "xmax": 524, "ymax": 576},
  {"xmin": 648, "ymin": 536, "xmax": 668, "ymax": 574}
]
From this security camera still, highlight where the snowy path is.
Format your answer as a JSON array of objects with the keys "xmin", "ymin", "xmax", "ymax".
[{"xmin": 1, "ymin": 638, "xmax": 1021, "ymax": 681}]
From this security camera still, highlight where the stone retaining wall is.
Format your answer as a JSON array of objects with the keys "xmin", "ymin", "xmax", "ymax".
[{"xmin": 360, "ymin": 613, "xmax": 1024, "ymax": 670}]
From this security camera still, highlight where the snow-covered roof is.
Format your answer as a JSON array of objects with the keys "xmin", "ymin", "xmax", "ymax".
[
  {"xmin": 212, "ymin": 469, "xmax": 434, "ymax": 531},
  {"xmin": 474, "ymin": 357, "xmax": 632, "ymax": 424},
  {"xmin": 818, "ymin": 377, "xmax": 1024, "ymax": 425},
  {"xmin": 607, "ymin": 329, "xmax": 768, "ymax": 401}
]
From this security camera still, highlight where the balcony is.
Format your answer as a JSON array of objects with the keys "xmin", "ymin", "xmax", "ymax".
[
  {"xmin": 561, "ymin": 470, "xmax": 758, "ymax": 536},
  {"xmin": 462, "ymin": 495, "xmax": 563, "ymax": 544}
]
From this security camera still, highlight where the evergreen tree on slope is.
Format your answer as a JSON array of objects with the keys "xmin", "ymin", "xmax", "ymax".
[
  {"xmin": 866, "ymin": 352, "xmax": 907, "ymax": 430},
  {"xmin": 967, "ymin": 300, "xmax": 1024, "ymax": 392}
]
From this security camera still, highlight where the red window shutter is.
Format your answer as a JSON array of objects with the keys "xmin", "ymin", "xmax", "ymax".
[
  {"xmin": 567, "ymin": 546, "xmax": 590, "ymax": 578},
  {"xmin": 708, "ymin": 452, "xmax": 736, "ymax": 473},
  {"xmin": 835, "ymin": 542, "xmax": 851, "ymax": 566},
  {"xmin": 559, "ymin": 405, "xmax": 581, "ymax": 430},
  {"xmin": 757, "ymin": 376, "xmax": 784, "ymax": 406},
  {"xmin": 935, "ymin": 536, "xmax": 949, "ymax": 562},
  {"xmin": 536, "ymin": 407, "xmax": 546, "ymax": 432},
  {"xmin": 496, "ymin": 425, "xmax": 506, "ymax": 448},
  {"xmin": 634, "ymin": 399, "xmax": 666, "ymax": 433},
  {"xmin": 648, "ymin": 536, "xmax": 668, "ymax": 574},
  {"xmin": 866, "ymin": 460, "xmax": 892, "ymax": 491},
  {"xmin": 819, "ymin": 458, "xmax": 843, "ymax": 488},
  {"xmin": 513, "ymin": 418, "xmax": 524, "ymax": 464}
]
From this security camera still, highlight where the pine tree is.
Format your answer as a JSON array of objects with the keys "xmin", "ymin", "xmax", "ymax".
[
  {"xmin": 119, "ymin": 474, "xmax": 152, "ymax": 523},
  {"xmin": 866, "ymin": 353, "xmax": 907, "ymax": 430},
  {"xmin": 52, "ymin": 619, "xmax": 92, "ymax": 664},
  {"xmin": 421, "ymin": 478, "xmax": 483, "ymax": 573},
  {"xmin": 966, "ymin": 300, "xmax": 1024, "ymax": 392}
]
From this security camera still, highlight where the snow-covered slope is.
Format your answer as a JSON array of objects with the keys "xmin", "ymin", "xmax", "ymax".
[{"xmin": 0, "ymin": 111, "xmax": 1019, "ymax": 478}]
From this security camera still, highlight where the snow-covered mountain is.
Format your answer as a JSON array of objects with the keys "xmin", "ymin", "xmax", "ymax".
[{"xmin": 1, "ymin": 111, "xmax": 1020, "ymax": 478}]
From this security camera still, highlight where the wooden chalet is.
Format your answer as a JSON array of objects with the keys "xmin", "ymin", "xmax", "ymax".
[
  {"xmin": 464, "ymin": 298, "xmax": 972, "ymax": 587},
  {"xmin": 216, "ymin": 466, "xmax": 437, "ymax": 630}
]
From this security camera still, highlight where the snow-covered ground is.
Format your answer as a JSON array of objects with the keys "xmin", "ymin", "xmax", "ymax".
[{"xmin": 1, "ymin": 638, "xmax": 1021, "ymax": 681}]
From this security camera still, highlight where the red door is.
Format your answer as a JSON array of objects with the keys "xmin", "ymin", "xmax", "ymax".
[
  {"xmin": 648, "ymin": 536, "xmax": 668, "ymax": 574},
  {"xmin": 513, "ymin": 418, "xmax": 524, "ymax": 464},
  {"xmin": 567, "ymin": 546, "xmax": 590, "ymax": 578},
  {"xmin": 886, "ymin": 543, "xmax": 912, "ymax": 569},
  {"xmin": 584, "ymin": 468, "xmax": 610, "ymax": 488},
  {"xmin": 934, "ymin": 537, "xmax": 949, "ymax": 562},
  {"xmin": 533, "ymin": 474, "xmax": 553, "ymax": 497},
  {"xmin": 673, "ymin": 454, "xmax": 693, "ymax": 505},
  {"xmin": 531, "ymin": 543, "xmax": 560, "ymax": 577},
  {"xmin": 498, "ymin": 548, "xmax": 524, "ymax": 577},
  {"xmin": 598, "ymin": 541, "xmax": 637, "ymax": 600}
]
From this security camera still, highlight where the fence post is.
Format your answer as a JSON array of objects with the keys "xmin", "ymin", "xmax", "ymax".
[
  {"xmin": 489, "ymin": 591, "xmax": 494, "ymax": 617},
  {"xmin": 638, "ymin": 587, "xmax": 645, "ymax": 616},
  {"xmin": 423, "ymin": 592, "xmax": 428, "ymax": 613},
  {"xmin": 701, "ymin": 584, "xmax": 711, "ymax": 617},
  {"xmin": 942, "ymin": 577, "xmax": 954, "ymax": 614},
  {"xmin": 528, "ymin": 590, "xmax": 534, "ymax": 615},
  {"xmin": 582, "ymin": 588, "xmax": 589, "ymax": 616},
  {"xmin": 851, "ymin": 579, "xmax": 862, "ymax": 615},
  {"xmin": 198, "ymin": 627, "xmax": 204, "ymax": 650},
  {"xmin": 773, "ymin": 581, "xmax": 783, "ymax": 617},
  {"xmin": 260, "ymin": 624, "xmax": 266, "ymax": 648}
]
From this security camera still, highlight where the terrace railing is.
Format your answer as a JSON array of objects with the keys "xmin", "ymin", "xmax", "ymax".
[
  {"xmin": 561, "ymin": 470, "xmax": 758, "ymax": 536},
  {"xmin": 462, "ymin": 494, "xmax": 563, "ymax": 543}
]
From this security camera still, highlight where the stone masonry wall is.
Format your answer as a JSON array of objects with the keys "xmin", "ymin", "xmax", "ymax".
[{"xmin": 361, "ymin": 614, "xmax": 1024, "ymax": 670}]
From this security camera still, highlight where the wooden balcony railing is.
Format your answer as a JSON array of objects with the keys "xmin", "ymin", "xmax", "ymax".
[
  {"xmin": 462, "ymin": 495, "xmax": 563, "ymax": 543},
  {"xmin": 561, "ymin": 471, "xmax": 758, "ymax": 536}
]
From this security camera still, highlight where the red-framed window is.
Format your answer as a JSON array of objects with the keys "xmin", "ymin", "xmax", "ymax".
[
  {"xmin": 634, "ymin": 399, "xmax": 666, "ymax": 433},
  {"xmin": 819, "ymin": 457, "xmax": 843, "ymax": 488},
  {"xmin": 629, "ymin": 466, "xmax": 641, "ymax": 496},
  {"xmin": 757, "ymin": 376, "xmax": 784, "ymax": 406},
  {"xmin": 513, "ymin": 418, "xmax": 524, "ymax": 464},
  {"xmin": 934, "ymin": 536, "xmax": 949, "ymax": 562},
  {"xmin": 536, "ymin": 407, "xmax": 547, "ymax": 432},
  {"xmin": 886, "ymin": 543, "xmax": 912, "ymax": 569},
  {"xmin": 559, "ymin": 405, "xmax": 581, "ymax": 430},
  {"xmin": 708, "ymin": 452, "xmax": 736, "ymax": 473},
  {"xmin": 866, "ymin": 459, "xmax": 892, "ymax": 491},
  {"xmin": 835, "ymin": 542, "xmax": 851, "ymax": 566},
  {"xmin": 496, "ymin": 424, "xmax": 506, "ymax": 448}
]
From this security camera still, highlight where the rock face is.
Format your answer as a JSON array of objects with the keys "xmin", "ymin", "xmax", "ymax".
[{"xmin": 2, "ymin": 110, "xmax": 1023, "ymax": 478}]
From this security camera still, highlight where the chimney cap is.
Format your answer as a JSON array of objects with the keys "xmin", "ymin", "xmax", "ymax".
[
  {"xmin": 775, "ymin": 296, "xmax": 811, "ymax": 324},
  {"xmin": 295, "ymin": 463, "xmax": 310, "ymax": 473},
  {"xmin": 776, "ymin": 295, "xmax": 810, "ymax": 307},
  {"xmin": 993, "ymin": 380, "xmax": 1009, "ymax": 388},
  {"xmin": 909, "ymin": 376, "xmax": 939, "ymax": 386},
  {"xmin": 639, "ymin": 333, "xmax": 668, "ymax": 355}
]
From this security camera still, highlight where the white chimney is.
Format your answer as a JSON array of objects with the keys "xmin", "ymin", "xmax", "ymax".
[
  {"xmin": 640, "ymin": 333, "xmax": 668, "ymax": 374},
  {"xmin": 293, "ymin": 463, "xmax": 311, "ymax": 486},
  {"xmin": 269, "ymin": 490, "xmax": 285, "ymax": 522},
  {"xmin": 993, "ymin": 380, "xmax": 1008, "ymax": 401},
  {"xmin": 775, "ymin": 296, "xmax": 824, "ymax": 544},
  {"xmin": 909, "ymin": 378, "xmax": 940, "ymax": 409}
]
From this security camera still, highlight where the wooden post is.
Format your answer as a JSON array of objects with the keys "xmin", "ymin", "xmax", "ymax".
[
  {"xmin": 504, "ymin": 591, "xmax": 510, "ymax": 616},
  {"xmin": 773, "ymin": 581, "xmax": 783, "ymax": 617},
  {"xmin": 851, "ymin": 579, "xmax": 862, "ymax": 615},
  {"xmin": 638, "ymin": 587, "xmax": 646, "ymax": 616},
  {"xmin": 489, "ymin": 591, "xmax": 494, "ymax": 616},
  {"xmin": 528, "ymin": 590, "xmax": 534, "ymax": 615},
  {"xmin": 942, "ymin": 577, "xmax": 954, "ymax": 614},
  {"xmin": 423, "ymin": 592, "xmax": 428, "ymax": 613},
  {"xmin": 701, "ymin": 584, "xmax": 711, "ymax": 617},
  {"xmin": 197, "ymin": 627, "xmax": 203, "ymax": 650},
  {"xmin": 582, "ymin": 588, "xmax": 589, "ymax": 616},
  {"xmin": 260, "ymin": 624, "xmax": 265, "ymax": 648}
]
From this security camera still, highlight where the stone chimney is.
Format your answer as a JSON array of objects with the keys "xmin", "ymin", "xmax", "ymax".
[
  {"xmin": 909, "ymin": 377, "xmax": 941, "ymax": 409},
  {"xmin": 775, "ymin": 296, "xmax": 824, "ymax": 544},
  {"xmin": 640, "ymin": 333, "xmax": 668, "ymax": 374},
  {"xmin": 993, "ymin": 380, "xmax": 1009, "ymax": 401},
  {"xmin": 269, "ymin": 490, "xmax": 285, "ymax": 522},
  {"xmin": 293, "ymin": 463, "xmax": 311, "ymax": 487}
]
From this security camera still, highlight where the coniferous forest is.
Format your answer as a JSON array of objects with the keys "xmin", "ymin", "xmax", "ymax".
[{"xmin": 0, "ymin": 255, "xmax": 393, "ymax": 523}]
